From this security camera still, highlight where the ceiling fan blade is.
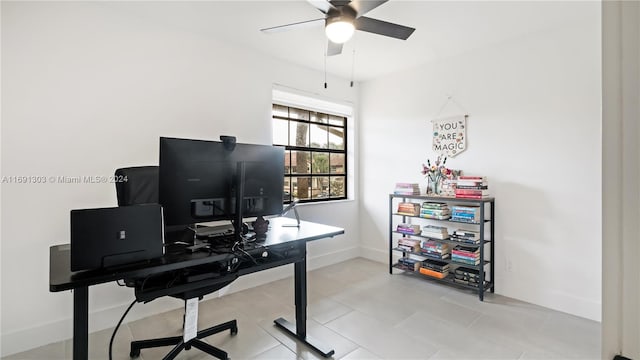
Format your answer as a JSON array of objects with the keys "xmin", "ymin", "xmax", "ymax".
[
  {"xmin": 260, "ymin": 18, "xmax": 325, "ymax": 34},
  {"xmin": 307, "ymin": 0, "xmax": 336, "ymax": 14},
  {"xmin": 348, "ymin": 0, "xmax": 388, "ymax": 17},
  {"xmin": 354, "ymin": 16, "xmax": 415, "ymax": 40},
  {"xmin": 327, "ymin": 41, "xmax": 343, "ymax": 56}
]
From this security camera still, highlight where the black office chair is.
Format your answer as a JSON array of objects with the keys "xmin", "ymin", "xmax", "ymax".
[{"xmin": 115, "ymin": 166, "xmax": 238, "ymax": 360}]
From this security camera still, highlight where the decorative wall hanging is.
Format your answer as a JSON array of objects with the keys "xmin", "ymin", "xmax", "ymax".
[
  {"xmin": 431, "ymin": 95, "xmax": 469, "ymax": 158},
  {"xmin": 432, "ymin": 115, "xmax": 467, "ymax": 157}
]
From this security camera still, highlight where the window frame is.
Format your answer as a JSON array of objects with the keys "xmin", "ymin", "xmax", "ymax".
[{"xmin": 272, "ymin": 103, "xmax": 348, "ymax": 204}]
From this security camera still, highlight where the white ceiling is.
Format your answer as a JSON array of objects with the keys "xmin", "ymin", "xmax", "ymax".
[{"xmin": 114, "ymin": 1, "xmax": 589, "ymax": 82}]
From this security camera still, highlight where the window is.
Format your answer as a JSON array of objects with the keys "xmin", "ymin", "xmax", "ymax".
[{"xmin": 272, "ymin": 104, "xmax": 347, "ymax": 203}]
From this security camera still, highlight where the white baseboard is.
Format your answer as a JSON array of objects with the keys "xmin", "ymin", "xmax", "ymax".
[
  {"xmin": 0, "ymin": 246, "xmax": 359, "ymax": 357},
  {"xmin": 359, "ymin": 246, "xmax": 387, "ymax": 264}
]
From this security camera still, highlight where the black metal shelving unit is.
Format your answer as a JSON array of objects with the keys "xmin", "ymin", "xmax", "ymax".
[{"xmin": 389, "ymin": 194, "xmax": 495, "ymax": 301}]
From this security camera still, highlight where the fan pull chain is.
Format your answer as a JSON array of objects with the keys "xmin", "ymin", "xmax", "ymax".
[
  {"xmin": 350, "ymin": 48, "xmax": 356, "ymax": 87},
  {"xmin": 324, "ymin": 49, "xmax": 328, "ymax": 89}
]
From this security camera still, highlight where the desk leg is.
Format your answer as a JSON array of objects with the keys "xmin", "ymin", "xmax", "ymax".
[
  {"xmin": 274, "ymin": 254, "xmax": 335, "ymax": 358},
  {"xmin": 73, "ymin": 286, "xmax": 89, "ymax": 360}
]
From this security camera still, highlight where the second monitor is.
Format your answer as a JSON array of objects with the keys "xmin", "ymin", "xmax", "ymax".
[{"xmin": 159, "ymin": 137, "xmax": 285, "ymax": 229}]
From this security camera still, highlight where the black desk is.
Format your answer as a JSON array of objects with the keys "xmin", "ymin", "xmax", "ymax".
[{"xmin": 49, "ymin": 218, "xmax": 344, "ymax": 360}]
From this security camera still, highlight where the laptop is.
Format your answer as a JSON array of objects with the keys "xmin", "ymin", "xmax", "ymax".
[{"xmin": 71, "ymin": 204, "xmax": 164, "ymax": 271}]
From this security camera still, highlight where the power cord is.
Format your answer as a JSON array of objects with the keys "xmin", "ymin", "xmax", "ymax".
[
  {"xmin": 231, "ymin": 241, "xmax": 259, "ymax": 266},
  {"xmin": 109, "ymin": 299, "xmax": 136, "ymax": 360}
]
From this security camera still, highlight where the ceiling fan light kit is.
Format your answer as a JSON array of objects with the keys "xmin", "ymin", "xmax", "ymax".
[
  {"xmin": 325, "ymin": 17, "xmax": 355, "ymax": 44},
  {"xmin": 325, "ymin": 5, "xmax": 356, "ymax": 44}
]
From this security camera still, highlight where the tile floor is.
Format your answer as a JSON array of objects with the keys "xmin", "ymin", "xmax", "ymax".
[{"xmin": 4, "ymin": 258, "xmax": 601, "ymax": 360}]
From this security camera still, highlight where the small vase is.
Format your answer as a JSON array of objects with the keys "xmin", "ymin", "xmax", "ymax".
[{"xmin": 428, "ymin": 176, "xmax": 441, "ymax": 195}]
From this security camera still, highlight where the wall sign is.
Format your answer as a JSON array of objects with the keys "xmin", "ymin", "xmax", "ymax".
[{"xmin": 432, "ymin": 115, "xmax": 467, "ymax": 157}]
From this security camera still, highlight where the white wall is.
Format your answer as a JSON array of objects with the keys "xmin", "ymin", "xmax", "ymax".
[
  {"xmin": 602, "ymin": 1, "xmax": 640, "ymax": 358},
  {"xmin": 358, "ymin": 2, "xmax": 602, "ymax": 321},
  {"xmin": 0, "ymin": 2, "xmax": 358, "ymax": 356}
]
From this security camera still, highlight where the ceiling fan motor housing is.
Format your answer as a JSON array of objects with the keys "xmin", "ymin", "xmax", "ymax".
[{"xmin": 325, "ymin": 5, "xmax": 357, "ymax": 27}]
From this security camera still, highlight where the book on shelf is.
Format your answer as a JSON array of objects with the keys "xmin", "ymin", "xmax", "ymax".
[
  {"xmin": 419, "ymin": 267, "xmax": 448, "ymax": 279},
  {"xmin": 420, "ymin": 213, "xmax": 452, "ymax": 221},
  {"xmin": 423, "ymin": 252, "xmax": 451, "ymax": 260},
  {"xmin": 396, "ymin": 223, "xmax": 421, "ymax": 235},
  {"xmin": 450, "ymin": 235, "xmax": 481, "ymax": 245},
  {"xmin": 420, "ymin": 208, "xmax": 451, "ymax": 220},
  {"xmin": 451, "ymin": 256, "xmax": 480, "ymax": 265},
  {"xmin": 422, "ymin": 259, "xmax": 450, "ymax": 272},
  {"xmin": 454, "ymin": 278, "xmax": 479, "ymax": 287},
  {"xmin": 397, "ymin": 202, "xmax": 421, "ymax": 216},
  {"xmin": 453, "ymin": 229, "xmax": 480, "ymax": 239},
  {"xmin": 421, "ymin": 241, "xmax": 450, "ymax": 259},
  {"xmin": 454, "ymin": 273, "xmax": 480, "ymax": 282},
  {"xmin": 456, "ymin": 176, "xmax": 489, "ymax": 197},
  {"xmin": 454, "ymin": 266, "xmax": 480, "ymax": 277},
  {"xmin": 451, "ymin": 205, "xmax": 481, "ymax": 211},
  {"xmin": 420, "ymin": 208, "xmax": 451, "ymax": 215},
  {"xmin": 450, "ymin": 217, "xmax": 480, "ymax": 224},
  {"xmin": 454, "ymin": 268, "xmax": 481, "ymax": 284},
  {"xmin": 455, "ymin": 194, "xmax": 489, "ymax": 199},
  {"xmin": 421, "ymin": 202, "xmax": 449, "ymax": 209},
  {"xmin": 421, "ymin": 225, "xmax": 449, "ymax": 239},
  {"xmin": 422, "ymin": 225, "xmax": 448, "ymax": 233},
  {"xmin": 397, "ymin": 244, "xmax": 415, "ymax": 252},
  {"xmin": 450, "ymin": 206, "xmax": 480, "ymax": 222},
  {"xmin": 421, "ymin": 241, "xmax": 450, "ymax": 252},
  {"xmin": 394, "ymin": 183, "xmax": 421, "ymax": 195},
  {"xmin": 455, "ymin": 185, "xmax": 489, "ymax": 190},
  {"xmin": 398, "ymin": 257, "xmax": 421, "ymax": 271},
  {"xmin": 455, "ymin": 189, "xmax": 490, "ymax": 196},
  {"xmin": 452, "ymin": 245, "xmax": 480, "ymax": 257},
  {"xmin": 397, "ymin": 238, "xmax": 421, "ymax": 252},
  {"xmin": 451, "ymin": 210, "xmax": 480, "ymax": 219},
  {"xmin": 456, "ymin": 180, "xmax": 488, "ymax": 187},
  {"xmin": 452, "ymin": 254, "xmax": 479, "ymax": 263},
  {"xmin": 458, "ymin": 176, "xmax": 487, "ymax": 181}
]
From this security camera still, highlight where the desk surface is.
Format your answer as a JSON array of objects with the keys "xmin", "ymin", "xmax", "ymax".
[{"xmin": 50, "ymin": 217, "xmax": 344, "ymax": 292}]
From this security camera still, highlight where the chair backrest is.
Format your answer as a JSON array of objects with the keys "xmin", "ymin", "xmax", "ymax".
[
  {"xmin": 115, "ymin": 166, "xmax": 159, "ymax": 206},
  {"xmin": 116, "ymin": 166, "xmax": 235, "ymax": 298}
]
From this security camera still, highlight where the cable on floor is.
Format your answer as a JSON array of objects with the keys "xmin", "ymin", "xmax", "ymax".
[{"xmin": 109, "ymin": 299, "xmax": 136, "ymax": 360}]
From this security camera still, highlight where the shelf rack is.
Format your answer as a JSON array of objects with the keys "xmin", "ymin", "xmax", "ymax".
[{"xmin": 389, "ymin": 194, "xmax": 495, "ymax": 301}]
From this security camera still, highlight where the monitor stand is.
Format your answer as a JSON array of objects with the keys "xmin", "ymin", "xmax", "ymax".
[
  {"xmin": 186, "ymin": 240, "xmax": 208, "ymax": 252},
  {"xmin": 234, "ymin": 162, "xmax": 247, "ymax": 246}
]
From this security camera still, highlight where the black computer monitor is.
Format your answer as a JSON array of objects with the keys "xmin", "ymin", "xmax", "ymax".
[{"xmin": 159, "ymin": 137, "xmax": 285, "ymax": 227}]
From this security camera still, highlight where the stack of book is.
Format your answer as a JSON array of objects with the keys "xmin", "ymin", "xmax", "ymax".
[
  {"xmin": 452, "ymin": 245, "xmax": 480, "ymax": 265},
  {"xmin": 450, "ymin": 229, "xmax": 481, "ymax": 245},
  {"xmin": 397, "ymin": 202, "xmax": 421, "ymax": 216},
  {"xmin": 420, "ymin": 202, "xmax": 451, "ymax": 220},
  {"xmin": 396, "ymin": 223, "xmax": 421, "ymax": 236},
  {"xmin": 421, "ymin": 240, "xmax": 450, "ymax": 260},
  {"xmin": 455, "ymin": 176, "xmax": 489, "ymax": 199},
  {"xmin": 397, "ymin": 238, "xmax": 421, "ymax": 252},
  {"xmin": 440, "ymin": 179, "xmax": 457, "ymax": 197},
  {"xmin": 394, "ymin": 183, "xmax": 421, "ymax": 195},
  {"xmin": 397, "ymin": 256, "xmax": 420, "ymax": 271},
  {"xmin": 450, "ymin": 205, "xmax": 480, "ymax": 223},
  {"xmin": 420, "ymin": 259, "xmax": 450, "ymax": 279},
  {"xmin": 454, "ymin": 267, "xmax": 480, "ymax": 287},
  {"xmin": 421, "ymin": 225, "xmax": 449, "ymax": 239}
]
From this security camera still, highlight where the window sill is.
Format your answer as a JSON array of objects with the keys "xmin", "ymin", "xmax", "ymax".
[{"xmin": 294, "ymin": 198, "xmax": 355, "ymax": 207}]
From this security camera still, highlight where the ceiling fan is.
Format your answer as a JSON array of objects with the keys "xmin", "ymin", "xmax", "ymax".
[{"xmin": 260, "ymin": 0, "xmax": 415, "ymax": 56}]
